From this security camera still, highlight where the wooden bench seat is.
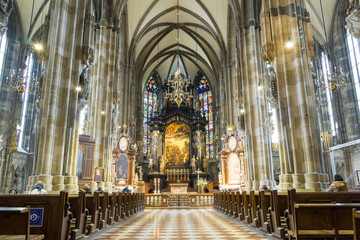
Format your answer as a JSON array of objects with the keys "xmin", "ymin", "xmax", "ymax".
[
  {"xmin": 287, "ymin": 203, "xmax": 360, "ymax": 239},
  {"xmin": 69, "ymin": 191, "xmax": 88, "ymax": 240},
  {"xmin": 85, "ymin": 192, "xmax": 101, "ymax": 235},
  {"xmin": 0, "ymin": 206, "xmax": 44, "ymax": 240},
  {"xmin": 0, "ymin": 235, "xmax": 44, "ymax": 240},
  {"xmin": 353, "ymin": 209, "xmax": 360, "ymax": 240},
  {"xmin": 0, "ymin": 191, "xmax": 72, "ymax": 240}
]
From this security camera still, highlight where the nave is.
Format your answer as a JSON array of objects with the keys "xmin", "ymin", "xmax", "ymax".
[{"xmin": 88, "ymin": 209, "xmax": 272, "ymax": 240}]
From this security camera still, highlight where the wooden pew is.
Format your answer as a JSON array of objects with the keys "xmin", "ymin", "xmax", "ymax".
[
  {"xmin": 0, "ymin": 206, "xmax": 44, "ymax": 239},
  {"xmin": 286, "ymin": 203, "xmax": 360, "ymax": 239},
  {"xmin": 229, "ymin": 192, "xmax": 236, "ymax": 217},
  {"xmin": 141, "ymin": 193, "xmax": 145, "ymax": 210},
  {"xmin": 257, "ymin": 190, "xmax": 271, "ymax": 233},
  {"xmin": 69, "ymin": 191, "xmax": 88, "ymax": 240},
  {"xmin": 219, "ymin": 192, "xmax": 224, "ymax": 212},
  {"xmin": 354, "ymin": 209, "xmax": 360, "ymax": 240},
  {"xmin": 225, "ymin": 192, "xmax": 231, "ymax": 215},
  {"xmin": 239, "ymin": 191, "xmax": 249, "ymax": 222},
  {"xmin": 268, "ymin": 190, "xmax": 287, "ymax": 239},
  {"xmin": 0, "ymin": 190, "xmax": 72, "ymax": 240},
  {"xmin": 124, "ymin": 193, "xmax": 131, "ymax": 217},
  {"xmin": 285, "ymin": 188, "xmax": 360, "ymax": 240},
  {"xmin": 109, "ymin": 193, "xmax": 119, "ymax": 222},
  {"xmin": 116, "ymin": 193, "xmax": 124, "ymax": 219},
  {"xmin": 248, "ymin": 191, "xmax": 259, "ymax": 227},
  {"xmin": 214, "ymin": 192, "xmax": 219, "ymax": 211},
  {"xmin": 99, "ymin": 193, "xmax": 110, "ymax": 228},
  {"xmin": 85, "ymin": 192, "xmax": 101, "ymax": 235},
  {"xmin": 234, "ymin": 192, "xmax": 241, "ymax": 219}
]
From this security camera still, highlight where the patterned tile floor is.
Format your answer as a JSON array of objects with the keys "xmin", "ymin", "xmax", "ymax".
[{"xmin": 89, "ymin": 208, "xmax": 275, "ymax": 240}]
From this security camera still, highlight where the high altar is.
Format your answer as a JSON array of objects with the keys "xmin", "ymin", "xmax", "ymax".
[{"xmin": 144, "ymin": 94, "xmax": 209, "ymax": 193}]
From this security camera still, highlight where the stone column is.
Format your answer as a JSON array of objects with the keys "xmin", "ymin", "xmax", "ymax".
[
  {"xmin": 265, "ymin": 0, "xmax": 323, "ymax": 191},
  {"xmin": 238, "ymin": 13, "xmax": 275, "ymax": 190},
  {"xmin": 89, "ymin": 20, "xmax": 117, "ymax": 190},
  {"xmin": 33, "ymin": 0, "xmax": 86, "ymax": 192}
]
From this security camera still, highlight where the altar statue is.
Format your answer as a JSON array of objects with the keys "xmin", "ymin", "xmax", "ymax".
[
  {"xmin": 191, "ymin": 155, "xmax": 196, "ymax": 172},
  {"xmin": 202, "ymin": 156, "xmax": 209, "ymax": 173},
  {"xmin": 149, "ymin": 158, "xmax": 153, "ymax": 171},
  {"xmin": 160, "ymin": 156, "xmax": 165, "ymax": 174},
  {"xmin": 139, "ymin": 166, "xmax": 143, "ymax": 181}
]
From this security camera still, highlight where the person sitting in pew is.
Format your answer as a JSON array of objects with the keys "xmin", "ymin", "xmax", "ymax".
[
  {"xmin": 81, "ymin": 184, "xmax": 92, "ymax": 194},
  {"xmin": 97, "ymin": 187, "xmax": 104, "ymax": 193},
  {"xmin": 327, "ymin": 174, "xmax": 348, "ymax": 192},
  {"xmin": 8, "ymin": 188, "xmax": 17, "ymax": 194},
  {"xmin": 30, "ymin": 181, "xmax": 48, "ymax": 194},
  {"xmin": 260, "ymin": 184, "xmax": 270, "ymax": 192}
]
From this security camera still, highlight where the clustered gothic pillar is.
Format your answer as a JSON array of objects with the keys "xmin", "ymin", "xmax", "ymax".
[
  {"xmin": 89, "ymin": 19, "xmax": 118, "ymax": 191},
  {"xmin": 28, "ymin": 0, "xmax": 86, "ymax": 193},
  {"xmin": 261, "ymin": 0, "xmax": 327, "ymax": 191},
  {"xmin": 238, "ymin": 0, "xmax": 275, "ymax": 191}
]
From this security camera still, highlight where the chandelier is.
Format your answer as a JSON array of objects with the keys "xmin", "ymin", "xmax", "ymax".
[
  {"xmin": 318, "ymin": 66, "xmax": 349, "ymax": 92},
  {"xmin": 164, "ymin": 0, "xmax": 193, "ymax": 108},
  {"xmin": 316, "ymin": 0, "xmax": 350, "ymax": 93},
  {"xmin": 4, "ymin": 64, "xmax": 39, "ymax": 94}
]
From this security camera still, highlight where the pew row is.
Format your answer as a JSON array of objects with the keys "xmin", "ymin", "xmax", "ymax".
[{"xmin": 214, "ymin": 189, "xmax": 360, "ymax": 240}]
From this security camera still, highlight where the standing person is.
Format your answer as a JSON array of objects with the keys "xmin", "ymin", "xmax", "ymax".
[
  {"xmin": 30, "ymin": 181, "xmax": 48, "ymax": 194},
  {"xmin": 327, "ymin": 174, "xmax": 348, "ymax": 192}
]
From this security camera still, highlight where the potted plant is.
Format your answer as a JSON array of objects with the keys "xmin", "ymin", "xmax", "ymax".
[{"xmin": 197, "ymin": 178, "xmax": 208, "ymax": 194}]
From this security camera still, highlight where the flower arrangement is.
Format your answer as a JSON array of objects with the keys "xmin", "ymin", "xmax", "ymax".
[{"xmin": 197, "ymin": 178, "xmax": 208, "ymax": 188}]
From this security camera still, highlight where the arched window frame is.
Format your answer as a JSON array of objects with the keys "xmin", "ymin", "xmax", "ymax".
[
  {"xmin": 143, "ymin": 77, "xmax": 158, "ymax": 156},
  {"xmin": 198, "ymin": 75, "xmax": 213, "ymax": 159}
]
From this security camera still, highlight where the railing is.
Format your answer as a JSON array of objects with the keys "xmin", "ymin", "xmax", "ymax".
[
  {"xmin": 345, "ymin": 170, "xmax": 360, "ymax": 191},
  {"xmin": 145, "ymin": 193, "xmax": 213, "ymax": 207}
]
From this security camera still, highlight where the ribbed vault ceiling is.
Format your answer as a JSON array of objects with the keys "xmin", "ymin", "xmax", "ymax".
[
  {"xmin": 14, "ymin": 0, "xmax": 338, "ymax": 87},
  {"xmin": 127, "ymin": 0, "xmax": 228, "ymax": 87}
]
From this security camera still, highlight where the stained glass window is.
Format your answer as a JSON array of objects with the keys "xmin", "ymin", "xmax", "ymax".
[
  {"xmin": 198, "ymin": 75, "xmax": 213, "ymax": 159},
  {"xmin": 143, "ymin": 77, "xmax": 157, "ymax": 156}
]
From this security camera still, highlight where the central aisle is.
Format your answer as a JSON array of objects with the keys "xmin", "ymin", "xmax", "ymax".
[{"xmin": 90, "ymin": 209, "xmax": 274, "ymax": 240}]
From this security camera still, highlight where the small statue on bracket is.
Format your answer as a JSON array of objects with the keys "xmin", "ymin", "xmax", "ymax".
[{"xmin": 191, "ymin": 155, "xmax": 196, "ymax": 172}]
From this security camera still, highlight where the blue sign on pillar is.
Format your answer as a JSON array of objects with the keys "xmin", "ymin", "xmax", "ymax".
[{"xmin": 30, "ymin": 208, "xmax": 44, "ymax": 227}]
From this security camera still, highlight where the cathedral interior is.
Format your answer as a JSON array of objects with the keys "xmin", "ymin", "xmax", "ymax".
[
  {"xmin": 2, "ymin": 0, "xmax": 360, "ymax": 239},
  {"xmin": 0, "ymin": 0, "xmax": 359, "ymax": 196}
]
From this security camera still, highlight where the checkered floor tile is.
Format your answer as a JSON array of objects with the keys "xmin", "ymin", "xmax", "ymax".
[{"xmin": 88, "ymin": 209, "xmax": 275, "ymax": 240}]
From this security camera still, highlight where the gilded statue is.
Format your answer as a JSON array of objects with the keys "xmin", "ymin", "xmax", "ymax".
[{"xmin": 160, "ymin": 156, "xmax": 165, "ymax": 174}]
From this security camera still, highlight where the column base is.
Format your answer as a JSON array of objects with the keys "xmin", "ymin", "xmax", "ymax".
[
  {"xmin": 26, "ymin": 176, "xmax": 37, "ymax": 191},
  {"xmin": 304, "ymin": 172, "xmax": 323, "ymax": 191},
  {"xmin": 51, "ymin": 175, "xmax": 65, "ymax": 193},
  {"xmin": 278, "ymin": 174, "xmax": 293, "ymax": 192},
  {"xmin": 104, "ymin": 182, "xmax": 112, "ymax": 193},
  {"xmin": 64, "ymin": 175, "xmax": 79, "ymax": 193},
  {"xmin": 244, "ymin": 180, "xmax": 253, "ymax": 192},
  {"xmin": 292, "ymin": 173, "xmax": 305, "ymax": 189}
]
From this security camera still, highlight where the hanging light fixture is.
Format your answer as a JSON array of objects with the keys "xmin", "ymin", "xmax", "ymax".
[
  {"xmin": 4, "ymin": 0, "xmax": 40, "ymax": 94},
  {"xmin": 165, "ymin": 0, "xmax": 193, "ymax": 108},
  {"xmin": 317, "ymin": 0, "xmax": 349, "ymax": 92}
]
